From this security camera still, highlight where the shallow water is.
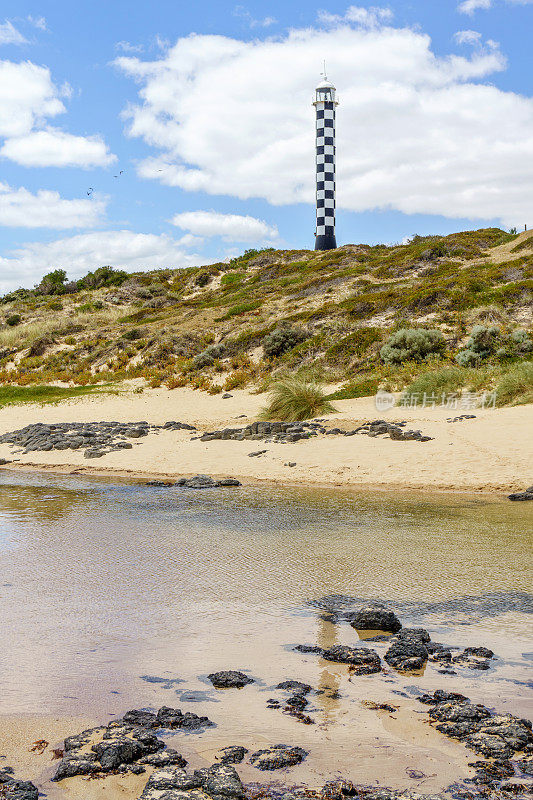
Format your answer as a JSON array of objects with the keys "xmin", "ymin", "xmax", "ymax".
[{"xmin": 0, "ymin": 471, "xmax": 532, "ymax": 791}]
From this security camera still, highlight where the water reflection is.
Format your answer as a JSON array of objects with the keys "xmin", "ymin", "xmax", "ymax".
[
  {"xmin": 0, "ymin": 471, "xmax": 531, "ymax": 719},
  {"xmin": 315, "ymin": 615, "xmax": 342, "ymax": 720}
]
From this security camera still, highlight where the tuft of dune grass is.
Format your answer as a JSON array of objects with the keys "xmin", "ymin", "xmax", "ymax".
[
  {"xmin": 259, "ymin": 376, "xmax": 336, "ymax": 422},
  {"xmin": 495, "ymin": 361, "xmax": 533, "ymax": 406},
  {"xmin": 401, "ymin": 366, "xmax": 489, "ymax": 399}
]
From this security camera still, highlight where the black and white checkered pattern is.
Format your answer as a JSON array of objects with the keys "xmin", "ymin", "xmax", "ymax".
[{"xmin": 315, "ymin": 101, "xmax": 336, "ymax": 240}]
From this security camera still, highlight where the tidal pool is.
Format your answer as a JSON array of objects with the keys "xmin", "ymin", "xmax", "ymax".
[{"xmin": 0, "ymin": 471, "xmax": 531, "ymax": 794}]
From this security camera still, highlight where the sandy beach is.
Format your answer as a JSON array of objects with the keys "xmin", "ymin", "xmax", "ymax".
[{"xmin": 0, "ymin": 387, "xmax": 531, "ymax": 493}]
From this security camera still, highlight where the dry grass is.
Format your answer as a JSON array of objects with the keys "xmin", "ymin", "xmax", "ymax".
[{"xmin": 0, "ymin": 309, "xmax": 123, "ymax": 349}]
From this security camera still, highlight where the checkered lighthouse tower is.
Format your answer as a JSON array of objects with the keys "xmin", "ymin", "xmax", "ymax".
[{"xmin": 313, "ymin": 74, "xmax": 338, "ymax": 251}]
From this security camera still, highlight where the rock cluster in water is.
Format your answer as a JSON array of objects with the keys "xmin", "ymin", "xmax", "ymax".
[
  {"xmin": 0, "ymin": 768, "xmax": 38, "ymax": 800},
  {"xmin": 207, "ymin": 670, "xmax": 254, "ymax": 688},
  {"xmin": 138, "ymin": 763, "xmax": 244, "ymax": 800},
  {"xmin": 146, "ymin": 475, "xmax": 241, "ymax": 489},
  {"xmin": 0, "ymin": 420, "xmax": 196, "ymax": 459},
  {"xmin": 294, "ymin": 603, "xmax": 500, "ymax": 676},
  {"xmin": 419, "ymin": 690, "xmax": 533, "ymax": 787},
  {"xmin": 198, "ymin": 419, "xmax": 433, "ymax": 443},
  {"xmin": 9, "ymin": 599, "xmax": 533, "ymax": 800},
  {"xmin": 52, "ymin": 707, "xmax": 212, "ymax": 781},
  {"xmin": 248, "ymin": 744, "xmax": 308, "ymax": 771}
]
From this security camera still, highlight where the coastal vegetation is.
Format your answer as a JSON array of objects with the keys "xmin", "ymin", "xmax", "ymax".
[
  {"xmin": 259, "ymin": 375, "xmax": 336, "ymax": 422},
  {"xmin": 0, "ymin": 227, "xmax": 531, "ymax": 407}
]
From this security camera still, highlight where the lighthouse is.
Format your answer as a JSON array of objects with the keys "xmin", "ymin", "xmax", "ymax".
[{"xmin": 313, "ymin": 74, "xmax": 338, "ymax": 251}]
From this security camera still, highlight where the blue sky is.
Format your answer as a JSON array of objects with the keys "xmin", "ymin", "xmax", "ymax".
[{"xmin": 0, "ymin": 0, "xmax": 532, "ymax": 290}]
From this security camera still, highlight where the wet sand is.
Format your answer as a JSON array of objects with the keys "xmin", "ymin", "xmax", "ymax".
[{"xmin": 0, "ymin": 474, "xmax": 531, "ymax": 797}]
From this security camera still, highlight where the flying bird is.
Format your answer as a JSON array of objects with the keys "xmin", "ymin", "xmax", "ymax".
[
  {"xmin": 87, "ymin": 188, "xmax": 94, "ymax": 196},
  {"xmin": 113, "ymin": 170, "xmax": 124, "ymax": 178}
]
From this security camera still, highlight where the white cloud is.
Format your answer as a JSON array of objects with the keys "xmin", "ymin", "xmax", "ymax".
[
  {"xmin": 454, "ymin": 29, "xmax": 483, "ymax": 45},
  {"xmin": 0, "ymin": 182, "xmax": 107, "ymax": 228},
  {"xmin": 0, "ymin": 20, "xmax": 27, "ymax": 45},
  {"xmin": 171, "ymin": 210, "xmax": 278, "ymax": 242},
  {"xmin": 233, "ymin": 6, "xmax": 277, "ymax": 28},
  {"xmin": 458, "ymin": 0, "xmax": 492, "ymax": 13},
  {"xmin": 114, "ymin": 15, "xmax": 533, "ymax": 227},
  {"xmin": 27, "ymin": 15, "xmax": 48, "ymax": 31},
  {"xmin": 0, "ymin": 59, "xmax": 115, "ymax": 168},
  {"xmin": 0, "ymin": 61, "xmax": 64, "ymax": 138},
  {"xmin": 115, "ymin": 40, "xmax": 144, "ymax": 54},
  {"xmin": 319, "ymin": 5, "xmax": 394, "ymax": 27},
  {"xmin": 0, "ymin": 231, "xmax": 204, "ymax": 292},
  {"xmin": 458, "ymin": 0, "xmax": 533, "ymax": 12},
  {"xmin": 1, "ymin": 128, "xmax": 116, "ymax": 168}
]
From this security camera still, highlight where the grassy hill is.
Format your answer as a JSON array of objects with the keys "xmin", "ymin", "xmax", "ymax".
[{"xmin": 1, "ymin": 227, "xmax": 532, "ymax": 406}]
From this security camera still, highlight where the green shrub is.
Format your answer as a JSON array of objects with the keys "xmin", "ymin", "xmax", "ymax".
[
  {"xmin": 79, "ymin": 266, "xmax": 129, "ymax": 289},
  {"xmin": 195, "ymin": 272, "xmax": 211, "ymax": 287},
  {"xmin": 193, "ymin": 343, "xmax": 225, "ymax": 368},
  {"xmin": 262, "ymin": 327, "xmax": 307, "ymax": 359},
  {"xmin": 325, "ymin": 328, "xmax": 381, "ymax": 364},
  {"xmin": 122, "ymin": 328, "xmax": 144, "ymax": 341},
  {"xmin": 217, "ymin": 300, "xmax": 261, "ymax": 320},
  {"xmin": 455, "ymin": 325, "xmax": 501, "ymax": 366},
  {"xmin": 327, "ymin": 377, "xmax": 380, "ymax": 400},
  {"xmin": 221, "ymin": 272, "xmax": 244, "ymax": 287},
  {"xmin": 37, "ymin": 269, "xmax": 68, "ymax": 295},
  {"xmin": 380, "ymin": 328, "xmax": 446, "ymax": 364},
  {"xmin": 495, "ymin": 362, "xmax": 533, "ymax": 406},
  {"xmin": 6, "ymin": 314, "xmax": 21, "ymax": 326},
  {"xmin": 259, "ymin": 376, "xmax": 336, "ymax": 422},
  {"xmin": 496, "ymin": 329, "xmax": 533, "ymax": 359}
]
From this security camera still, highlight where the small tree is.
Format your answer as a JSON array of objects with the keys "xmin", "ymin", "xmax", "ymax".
[
  {"xmin": 380, "ymin": 328, "xmax": 446, "ymax": 364},
  {"xmin": 37, "ymin": 269, "xmax": 67, "ymax": 295}
]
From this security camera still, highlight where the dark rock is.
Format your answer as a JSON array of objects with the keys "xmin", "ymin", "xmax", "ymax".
[
  {"xmin": 217, "ymin": 478, "xmax": 241, "ymax": 486},
  {"xmin": 322, "ymin": 645, "xmax": 381, "ymax": 674},
  {"xmin": 156, "ymin": 706, "xmax": 214, "ymax": 730},
  {"xmin": 395, "ymin": 627, "xmax": 430, "ymax": 642},
  {"xmin": 249, "ymin": 744, "xmax": 308, "ymax": 770},
  {"xmin": 217, "ymin": 746, "xmax": 248, "ymax": 764},
  {"xmin": 418, "ymin": 690, "xmax": 470, "ymax": 705},
  {"xmin": 294, "ymin": 644, "xmax": 323, "ymax": 654},
  {"xmin": 207, "ymin": 671, "xmax": 254, "ymax": 689},
  {"xmin": 430, "ymin": 650, "xmax": 452, "ymax": 662},
  {"xmin": 463, "ymin": 646, "xmax": 494, "ymax": 658},
  {"xmin": 0, "ymin": 779, "xmax": 39, "ymax": 800},
  {"xmin": 194, "ymin": 763, "xmax": 244, "ymax": 799},
  {"xmin": 276, "ymin": 680, "xmax": 312, "ymax": 695},
  {"xmin": 384, "ymin": 635, "xmax": 428, "ymax": 671},
  {"xmin": 139, "ymin": 749, "xmax": 187, "ymax": 767},
  {"xmin": 516, "ymin": 757, "xmax": 533, "ymax": 775},
  {"xmin": 52, "ymin": 752, "xmax": 100, "ymax": 781},
  {"xmin": 285, "ymin": 694, "xmax": 308, "ymax": 711},
  {"xmin": 348, "ymin": 604, "xmax": 401, "ymax": 633},
  {"xmin": 122, "ymin": 709, "xmax": 157, "ymax": 727},
  {"xmin": 138, "ymin": 767, "xmax": 202, "ymax": 799},
  {"xmin": 508, "ymin": 492, "xmax": 533, "ymax": 501}
]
